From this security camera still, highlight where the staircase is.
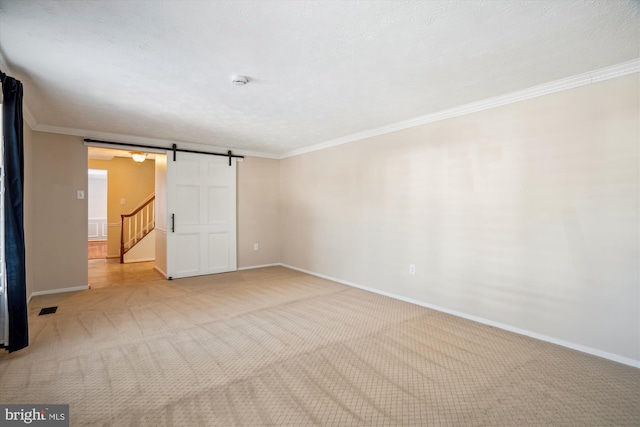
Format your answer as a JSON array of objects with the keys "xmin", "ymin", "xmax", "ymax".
[{"xmin": 120, "ymin": 194, "xmax": 155, "ymax": 263}]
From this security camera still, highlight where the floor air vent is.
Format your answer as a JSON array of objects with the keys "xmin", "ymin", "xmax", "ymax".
[{"xmin": 38, "ymin": 307, "xmax": 58, "ymax": 316}]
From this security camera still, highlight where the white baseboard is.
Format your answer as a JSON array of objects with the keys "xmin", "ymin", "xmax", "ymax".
[
  {"xmin": 238, "ymin": 263, "xmax": 281, "ymax": 271},
  {"xmin": 28, "ymin": 285, "xmax": 90, "ymax": 304},
  {"xmin": 123, "ymin": 257, "xmax": 155, "ymax": 263},
  {"xmin": 280, "ymin": 263, "xmax": 640, "ymax": 369}
]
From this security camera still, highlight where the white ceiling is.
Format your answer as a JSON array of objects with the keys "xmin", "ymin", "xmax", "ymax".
[{"xmin": 0, "ymin": 1, "xmax": 638, "ymax": 156}]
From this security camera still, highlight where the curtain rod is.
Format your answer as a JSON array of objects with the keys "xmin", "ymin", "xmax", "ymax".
[{"xmin": 84, "ymin": 138, "xmax": 244, "ymax": 164}]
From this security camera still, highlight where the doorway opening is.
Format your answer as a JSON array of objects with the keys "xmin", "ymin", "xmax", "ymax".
[
  {"xmin": 87, "ymin": 147, "xmax": 162, "ymax": 288},
  {"xmin": 88, "ymin": 169, "xmax": 107, "ymax": 259},
  {"xmin": 85, "ymin": 142, "xmax": 238, "ymax": 284}
]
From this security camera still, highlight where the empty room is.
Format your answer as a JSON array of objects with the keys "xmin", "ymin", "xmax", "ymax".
[{"xmin": 0, "ymin": 1, "xmax": 639, "ymax": 426}]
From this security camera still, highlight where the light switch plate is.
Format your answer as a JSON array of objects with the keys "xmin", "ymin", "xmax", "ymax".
[{"xmin": 77, "ymin": 190, "xmax": 85, "ymax": 200}]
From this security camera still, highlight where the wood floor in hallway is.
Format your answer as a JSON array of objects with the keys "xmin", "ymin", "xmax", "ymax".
[
  {"xmin": 88, "ymin": 240, "xmax": 108, "ymax": 259},
  {"xmin": 88, "ymin": 258, "xmax": 164, "ymax": 289}
]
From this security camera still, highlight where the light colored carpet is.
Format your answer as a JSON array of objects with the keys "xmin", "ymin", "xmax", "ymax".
[{"xmin": 1, "ymin": 266, "xmax": 638, "ymax": 426}]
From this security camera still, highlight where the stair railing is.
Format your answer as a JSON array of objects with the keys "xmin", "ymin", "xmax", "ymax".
[{"xmin": 120, "ymin": 195, "xmax": 155, "ymax": 263}]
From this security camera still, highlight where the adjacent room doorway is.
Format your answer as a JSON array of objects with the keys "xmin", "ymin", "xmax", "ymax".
[
  {"xmin": 86, "ymin": 145, "xmax": 238, "ymax": 282},
  {"xmin": 88, "ymin": 169, "xmax": 108, "ymax": 259}
]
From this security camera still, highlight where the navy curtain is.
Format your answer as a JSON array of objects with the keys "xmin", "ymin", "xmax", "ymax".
[{"xmin": 1, "ymin": 71, "xmax": 28, "ymax": 352}]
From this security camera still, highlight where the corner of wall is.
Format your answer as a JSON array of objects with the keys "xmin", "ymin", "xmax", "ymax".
[{"xmin": 23, "ymin": 121, "xmax": 34, "ymax": 303}]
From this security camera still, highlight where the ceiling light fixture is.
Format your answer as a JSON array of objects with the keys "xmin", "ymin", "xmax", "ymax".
[
  {"xmin": 131, "ymin": 152, "xmax": 147, "ymax": 163},
  {"xmin": 231, "ymin": 75, "xmax": 248, "ymax": 86}
]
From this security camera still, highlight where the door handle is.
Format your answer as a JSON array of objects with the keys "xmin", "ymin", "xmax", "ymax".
[{"xmin": 171, "ymin": 214, "xmax": 175, "ymax": 233}]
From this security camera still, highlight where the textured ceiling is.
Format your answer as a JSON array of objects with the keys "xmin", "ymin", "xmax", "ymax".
[{"xmin": 0, "ymin": 0, "xmax": 638, "ymax": 156}]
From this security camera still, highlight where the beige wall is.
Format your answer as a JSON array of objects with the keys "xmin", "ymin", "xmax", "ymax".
[
  {"xmin": 23, "ymin": 123, "xmax": 34, "ymax": 299},
  {"xmin": 237, "ymin": 157, "xmax": 280, "ymax": 268},
  {"xmin": 279, "ymin": 74, "xmax": 640, "ymax": 363},
  {"xmin": 31, "ymin": 132, "xmax": 88, "ymax": 293},
  {"xmin": 88, "ymin": 157, "xmax": 155, "ymax": 258},
  {"xmin": 154, "ymin": 154, "xmax": 167, "ymax": 276}
]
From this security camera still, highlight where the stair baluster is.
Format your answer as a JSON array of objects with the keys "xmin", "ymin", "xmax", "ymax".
[{"xmin": 120, "ymin": 195, "xmax": 155, "ymax": 263}]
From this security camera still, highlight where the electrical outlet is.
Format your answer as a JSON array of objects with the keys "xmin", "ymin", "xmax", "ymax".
[
  {"xmin": 120, "ymin": 198, "xmax": 126, "ymax": 205},
  {"xmin": 409, "ymin": 264, "xmax": 416, "ymax": 275},
  {"xmin": 253, "ymin": 243, "xmax": 259, "ymax": 251},
  {"xmin": 76, "ymin": 190, "xmax": 85, "ymax": 200}
]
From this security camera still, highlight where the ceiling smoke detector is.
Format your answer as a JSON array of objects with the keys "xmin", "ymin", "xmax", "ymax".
[{"xmin": 231, "ymin": 75, "xmax": 248, "ymax": 86}]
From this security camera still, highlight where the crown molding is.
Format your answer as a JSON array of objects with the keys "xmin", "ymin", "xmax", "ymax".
[
  {"xmin": 22, "ymin": 104, "xmax": 38, "ymax": 129},
  {"xmin": 0, "ymin": 50, "xmax": 40, "ymax": 130},
  {"xmin": 0, "ymin": 49, "xmax": 10, "ymax": 75},
  {"xmin": 0, "ymin": 55, "xmax": 38, "ymax": 129},
  {"xmin": 32, "ymin": 123, "xmax": 280, "ymax": 159},
  {"xmin": 0, "ymin": 50, "xmax": 8, "ymax": 105},
  {"xmin": 280, "ymin": 58, "xmax": 640, "ymax": 159},
  {"xmin": 16, "ymin": 58, "xmax": 639, "ymax": 160}
]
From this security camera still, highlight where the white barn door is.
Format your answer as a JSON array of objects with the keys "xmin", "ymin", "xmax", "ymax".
[{"xmin": 166, "ymin": 152, "xmax": 237, "ymax": 279}]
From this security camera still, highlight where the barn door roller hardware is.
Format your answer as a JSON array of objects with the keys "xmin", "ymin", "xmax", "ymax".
[{"xmin": 84, "ymin": 138, "xmax": 243, "ymax": 166}]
